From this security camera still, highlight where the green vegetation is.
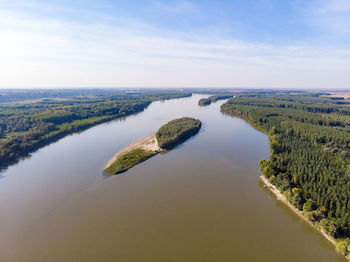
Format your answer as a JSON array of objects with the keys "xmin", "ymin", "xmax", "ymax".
[
  {"xmin": 0, "ymin": 90, "xmax": 191, "ymax": 169},
  {"xmin": 198, "ymin": 98, "xmax": 212, "ymax": 106},
  {"xmin": 336, "ymin": 239, "xmax": 350, "ymax": 259},
  {"xmin": 156, "ymin": 117, "xmax": 202, "ymax": 149},
  {"xmin": 221, "ymin": 93, "xmax": 350, "ymax": 244},
  {"xmin": 198, "ymin": 95, "xmax": 233, "ymax": 106},
  {"xmin": 105, "ymin": 148, "xmax": 157, "ymax": 175}
]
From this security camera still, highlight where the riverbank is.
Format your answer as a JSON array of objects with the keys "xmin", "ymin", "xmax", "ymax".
[
  {"xmin": 0, "ymin": 91, "xmax": 192, "ymax": 171},
  {"xmin": 221, "ymin": 99, "xmax": 347, "ymax": 259},
  {"xmin": 260, "ymin": 175, "xmax": 337, "ymax": 247},
  {"xmin": 104, "ymin": 133, "xmax": 162, "ymax": 174}
]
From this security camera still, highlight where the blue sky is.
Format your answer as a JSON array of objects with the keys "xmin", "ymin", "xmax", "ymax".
[{"xmin": 0, "ymin": 0, "xmax": 349, "ymax": 88}]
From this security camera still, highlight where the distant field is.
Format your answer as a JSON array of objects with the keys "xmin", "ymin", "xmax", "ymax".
[
  {"xmin": 0, "ymin": 97, "xmax": 72, "ymax": 105},
  {"xmin": 321, "ymin": 91, "xmax": 350, "ymax": 101}
]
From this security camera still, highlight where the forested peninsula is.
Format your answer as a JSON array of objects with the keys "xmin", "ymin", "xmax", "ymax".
[
  {"xmin": 198, "ymin": 95, "xmax": 233, "ymax": 106},
  {"xmin": 105, "ymin": 117, "xmax": 202, "ymax": 175},
  {"xmin": 221, "ymin": 93, "xmax": 350, "ymax": 259},
  {"xmin": 0, "ymin": 90, "xmax": 191, "ymax": 169}
]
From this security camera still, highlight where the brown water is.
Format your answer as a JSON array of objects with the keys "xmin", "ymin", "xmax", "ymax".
[{"xmin": 0, "ymin": 95, "xmax": 345, "ymax": 262}]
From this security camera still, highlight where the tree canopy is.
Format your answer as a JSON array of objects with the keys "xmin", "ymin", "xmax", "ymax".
[{"xmin": 156, "ymin": 117, "xmax": 202, "ymax": 150}]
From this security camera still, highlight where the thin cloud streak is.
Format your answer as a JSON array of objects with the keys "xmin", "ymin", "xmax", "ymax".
[
  {"xmin": 299, "ymin": 0, "xmax": 350, "ymax": 34},
  {"xmin": 153, "ymin": 1, "xmax": 197, "ymax": 13}
]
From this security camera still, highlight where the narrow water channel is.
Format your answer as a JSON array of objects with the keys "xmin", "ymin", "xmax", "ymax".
[{"xmin": 0, "ymin": 95, "xmax": 345, "ymax": 261}]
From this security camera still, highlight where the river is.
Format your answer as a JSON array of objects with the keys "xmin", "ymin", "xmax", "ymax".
[{"xmin": 0, "ymin": 94, "xmax": 345, "ymax": 261}]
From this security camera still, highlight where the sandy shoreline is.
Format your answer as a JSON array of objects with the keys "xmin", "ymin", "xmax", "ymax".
[
  {"xmin": 104, "ymin": 133, "xmax": 162, "ymax": 170},
  {"xmin": 260, "ymin": 175, "xmax": 337, "ymax": 247}
]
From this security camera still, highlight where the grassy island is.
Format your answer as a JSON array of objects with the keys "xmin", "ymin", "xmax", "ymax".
[
  {"xmin": 156, "ymin": 117, "xmax": 202, "ymax": 150},
  {"xmin": 104, "ymin": 133, "xmax": 160, "ymax": 175},
  {"xmin": 105, "ymin": 148, "xmax": 157, "ymax": 174},
  {"xmin": 105, "ymin": 117, "xmax": 202, "ymax": 175}
]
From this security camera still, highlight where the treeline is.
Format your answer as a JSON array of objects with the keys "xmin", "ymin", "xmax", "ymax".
[
  {"xmin": 0, "ymin": 88, "xmax": 190, "ymax": 103},
  {"xmin": 198, "ymin": 95, "xmax": 233, "ymax": 106},
  {"xmin": 230, "ymin": 96, "xmax": 350, "ymax": 115},
  {"xmin": 0, "ymin": 91, "xmax": 191, "ymax": 169},
  {"xmin": 156, "ymin": 117, "xmax": 202, "ymax": 149},
  {"xmin": 221, "ymin": 94, "xmax": 350, "ymax": 241}
]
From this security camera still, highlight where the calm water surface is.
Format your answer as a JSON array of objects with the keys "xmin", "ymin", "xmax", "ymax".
[{"xmin": 0, "ymin": 95, "xmax": 345, "ymax": 261}]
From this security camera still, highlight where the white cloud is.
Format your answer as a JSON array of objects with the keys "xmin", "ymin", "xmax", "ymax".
[
  {"xmin": 0, "ymin": 5, "xmax": 349, "ymax": 88},
  {"xmin": 316, "ymin": 0, "xmax": 350, "ymax": 13},
  {"xmin": 301, "ymin": 0, "xmax": 350, "ymax": 34}
]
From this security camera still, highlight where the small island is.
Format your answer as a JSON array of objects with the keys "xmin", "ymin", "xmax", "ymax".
[{"xmin": 105, "ymin": 117, "xmax": 202, "ymax": 175}]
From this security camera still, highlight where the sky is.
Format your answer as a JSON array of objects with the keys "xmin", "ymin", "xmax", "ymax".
[{"xmin": 0, "ymin": 0, "xmax": 350, "ymax": 89}]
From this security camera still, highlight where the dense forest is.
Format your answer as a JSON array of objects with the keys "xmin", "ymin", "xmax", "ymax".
[
  {"xmin": 221, "ymin": 93, "xmax": 350, "ymax": 255},
  {"xmin": 156, "ymin": 117, "xmax": 202, "ymax": 150},
  {"xmin": 0, "ymin": 90, "xmax": 191, "ymax": 169}
]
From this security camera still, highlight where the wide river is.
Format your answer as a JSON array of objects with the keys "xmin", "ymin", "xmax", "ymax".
[{"xmin": 0, "ymin": 95, "xmax": 345, "ymax": 262}]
